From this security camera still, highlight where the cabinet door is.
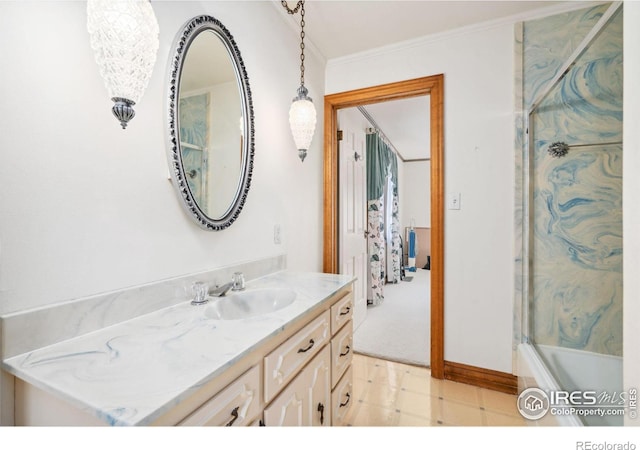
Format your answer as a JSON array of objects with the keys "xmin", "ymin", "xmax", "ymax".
[
  {"xmin": 308, "ymin": 346, "xmax": 331, "ymax": 427},
  {"xmin": 264, "ymin": 346, "xmax": 331, "ymax": 426},
  {"xmin": 262, "ymin": 389, "xmax": 305, "ymax": 426}
]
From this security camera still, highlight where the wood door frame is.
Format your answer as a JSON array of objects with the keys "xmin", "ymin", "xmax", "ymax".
[{"xmin": 323, "ymin": 75, "xmax": 445, "ymax": 379}]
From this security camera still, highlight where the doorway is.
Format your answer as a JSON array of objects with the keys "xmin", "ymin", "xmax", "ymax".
[{"xmin": 323, "ymin": 75, "xmax": 444, "ymax": 379}]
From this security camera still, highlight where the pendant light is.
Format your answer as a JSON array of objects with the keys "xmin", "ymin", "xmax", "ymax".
[
  {"xmin": 87, "ymin": 0, "xmax": 160, "ymax": 129},
  {"xmin": 281, "ymin": 0, "xmax": 316, "ymax": 162}
]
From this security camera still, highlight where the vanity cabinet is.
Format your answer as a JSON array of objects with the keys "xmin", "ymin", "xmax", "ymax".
[
  {"xmin": 9, "ymin": 281, "xmax": 354, "ymax": 427},
  {"xmin": 329, "ymin": 303, "xmax": 353, "ymax": 426},
  {"xmin": 165, "ymin": 285, "xmax": 353, "ymax": 427},
  {"xmin": 213, "ymin": 287, "xmax": 353, "ymax": 427}
]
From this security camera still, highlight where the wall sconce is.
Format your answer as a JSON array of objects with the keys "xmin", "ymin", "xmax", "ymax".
[
  {"xmin": 87, "ymin": 0, "xmax": 159, "ymax": 129},
  {"xmin": 281, "ymin": 0, "xmax": 316, "ymax": 162}
]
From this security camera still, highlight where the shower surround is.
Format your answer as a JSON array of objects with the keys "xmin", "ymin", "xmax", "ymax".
[{"xmin": 515, "ymin": 3, "xmax": 623, "ymax": 366}]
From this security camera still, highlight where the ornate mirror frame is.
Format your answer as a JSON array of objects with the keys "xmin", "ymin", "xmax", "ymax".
[{"xmin": 166, "ymin": 15, "xmax": 254, "ymax": 230}]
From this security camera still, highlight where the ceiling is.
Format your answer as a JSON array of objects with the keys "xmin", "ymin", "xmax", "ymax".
[
  {"xmin": 276, "ymin": 0, "xmax": 572, "ymax": 61},
  {"xmin": 361, "ymin": 96, "xmax": 431, "ymax": 161},
  {"xmin": 275, "ymin": 0, "xmax": 586, "ymax": 160}
]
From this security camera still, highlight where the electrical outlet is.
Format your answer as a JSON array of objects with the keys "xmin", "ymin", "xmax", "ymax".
[
  {"xmin": 448, "ymin": 192, "xmax": 461, "ymax": 210},
  {"xmin": 274, "ymin": 224, "xmax": 282, "ymax": 244}
]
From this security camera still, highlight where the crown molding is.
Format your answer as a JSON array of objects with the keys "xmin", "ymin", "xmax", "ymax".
[{"xmin": 327, "ymin": 1, "xmax": 607, "ymax": 68}]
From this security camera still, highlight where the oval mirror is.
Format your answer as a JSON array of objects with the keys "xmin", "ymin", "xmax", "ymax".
[{"xmin": 166, "ymin": 15, "xmax": 254, "ymax": 230}]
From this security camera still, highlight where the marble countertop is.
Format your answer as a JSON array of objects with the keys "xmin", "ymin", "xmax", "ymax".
[{"xmin": 2, "ymin": 271, "xmax": 354, "ymax": 426}]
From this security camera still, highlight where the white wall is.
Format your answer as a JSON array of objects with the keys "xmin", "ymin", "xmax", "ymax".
[
  {"xmin": 624, "ymin": 1, "xmax": 640, "ymax": 427},
  {"xmin": 326, "ymin": 24, "xmax": 515, "ymax": 373},
  {"xmin": 401, "ymin": 160, "xmax": 430, "ymax": 229},
  {"xmin": 0, "ymin": 0, "xmax": 326, "ymax": 316}
]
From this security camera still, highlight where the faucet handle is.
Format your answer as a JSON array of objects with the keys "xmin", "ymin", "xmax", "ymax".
[
  {"xmin": 191, "ymin": 281, "xmax": 208, "ymax": 305},
  {"xmin": 232, "ymin": 272, "xmax": 245, "ymax": 291}
]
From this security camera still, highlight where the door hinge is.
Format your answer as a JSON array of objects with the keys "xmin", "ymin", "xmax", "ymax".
[{"xmin": 337, "ymin": 130, "xmax": 343, "ymax": 141}]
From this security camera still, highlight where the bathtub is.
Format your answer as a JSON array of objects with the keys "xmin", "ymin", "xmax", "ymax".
[{"xmin": 517, "ymin": 343, "xmax": 623, "ymax": 426}]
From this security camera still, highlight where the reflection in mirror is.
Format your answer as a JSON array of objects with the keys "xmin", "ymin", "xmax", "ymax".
[
  {"xmin": 167, "ymin": 15, "xmax": 254, "ymax": 230},
  {"xmin": 180, "ymin": 31, "xmax": 242, "ymax": 218}
]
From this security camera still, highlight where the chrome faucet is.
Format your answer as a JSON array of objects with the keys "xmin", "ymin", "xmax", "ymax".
[
  {"xmin": 209, "ymin": 272, "xmax": 245, "ymax": 297},
  {"xmin": 209, "ymin": 282, "xmax": 234, "ymax": 297}
]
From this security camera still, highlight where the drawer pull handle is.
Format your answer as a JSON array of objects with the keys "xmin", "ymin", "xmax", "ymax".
[
  {"xmin": 339, "ymin": 345, "xmax": 351, "ymax": 357},
  {"xmin": 297, "ymin": 339, "xmax": 315, "ymax": 353},
  {"xmin": 226, "ymin": 406, "xmax": 239, "ymax": 426},
  {"xmin": 340, "ymin": 392, "xmax": 351, "ymax": 408},
  {"xmin": 339, "ymin": 306, "xmax": 351, "ymax": 316},
  {"xmin": 317, "ymin": 402, "xmax": 325, "ymax": 425}
]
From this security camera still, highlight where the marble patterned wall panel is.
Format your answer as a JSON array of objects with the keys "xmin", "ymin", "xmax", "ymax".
[
  {"xmin": 514, "ymin": 4, "xmax": 610, "ymax": 351},
  {"xmin": 523, "ymin": 4, "xmax": 614, "ymax": 108},
  {"xmin": 515, "ymin": 3, "xmax": 623, "ymax": 357},
  {"xmin": 532, "ymin": 145, "xmax": 622, "ymax": 355},
  {"xmin": 532, "ymin": 9, "xmax": 623, "ymax": 150}
]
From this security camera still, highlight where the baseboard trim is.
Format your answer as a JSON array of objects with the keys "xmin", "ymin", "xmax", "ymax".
[{"xmin": 444, "ymin": 361, "xmax": 517, "ymax": 395}]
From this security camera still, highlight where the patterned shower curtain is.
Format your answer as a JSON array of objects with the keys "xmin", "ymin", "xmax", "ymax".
[
  {"xmin": 366, "ymin": 133, "xmax": 400, "ymax": 306},
  {"xmin": 387, "ymin": 151, "xmax": 401, "ymax": 284}
]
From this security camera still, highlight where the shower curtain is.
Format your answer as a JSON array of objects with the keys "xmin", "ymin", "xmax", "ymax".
[{"xmin": 366, "ymin": 133, "xmax": 400, "ymax": 306}]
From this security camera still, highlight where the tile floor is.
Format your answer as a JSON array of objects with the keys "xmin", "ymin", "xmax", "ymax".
[{"xmin": 343, "ymin": 353, "xmax": 528, "ymax": 426}]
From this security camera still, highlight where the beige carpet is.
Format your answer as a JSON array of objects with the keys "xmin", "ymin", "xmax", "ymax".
[{"xmin": 353, "ymin": 269, "xmax": 431, "ymax": 367}]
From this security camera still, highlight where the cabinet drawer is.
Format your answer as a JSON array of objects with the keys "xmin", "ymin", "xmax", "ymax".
[
  {"xmin": 331, "ymin": 366, "xmax": 353, "ymax": 426},
  {"xmin": 331, "ymin": 319, "xmax": 352, "ymax": 387},
  {"xmin": 330, "ymin": 291, "xmax": 353, "ymax": 334},
  {"xmin": 264, "ymin": 310, "xmax": 331, "ymax": 403},
  {"xmin": 179, "ymin": 365, "xmax": 261, "ymax": 426}
]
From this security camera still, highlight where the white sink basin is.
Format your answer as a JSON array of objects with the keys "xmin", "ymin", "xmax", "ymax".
[{"xmin": 204, "ymin": 288, "xmax": 296, "ymax": 320}]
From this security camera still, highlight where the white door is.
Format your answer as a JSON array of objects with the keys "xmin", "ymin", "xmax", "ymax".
[{"xmin": 338, "ymin": 109, "xmax": 368, "ymax": 331}]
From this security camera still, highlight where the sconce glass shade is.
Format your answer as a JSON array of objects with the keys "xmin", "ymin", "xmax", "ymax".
[
  {"xmin": 289, "ymin": 86, "xmax": 317, "ymax": 162},
  {"xmin": 87, "ymin": 0, "xmax": 159, "ymax": 129}
]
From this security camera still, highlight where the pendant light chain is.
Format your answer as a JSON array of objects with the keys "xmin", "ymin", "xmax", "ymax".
[
  {"xmin": 281, "ymin": 0, "xmax": 306, "ymax": 87},
  {"xmin": 299, "ymin": 2, "xmax": 306, "ymax": 87},
  {"xmin": 281, "ymin": 0, "xmax": 316, "ymax": 162}
]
